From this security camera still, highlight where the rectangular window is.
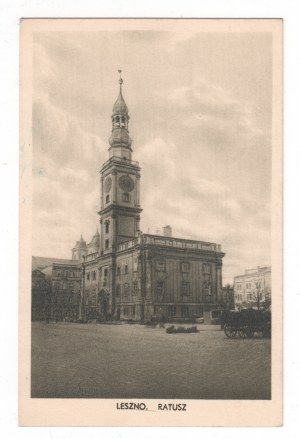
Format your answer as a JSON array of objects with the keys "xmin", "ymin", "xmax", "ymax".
[
  {"xmin": 124, "ymin": 283, "xmax": 130, "ymax": 295},
  {"xmin": 116, "ymin": 284, "xmax": 121, "ymax": 297},
  {"xmin": 168, "ymin": 305, "xmax": 176, "ymax": 317},
  {"xmin": 124, "ymin": 265, "xmax": 128, "ymax": 274},
  {"xmin": 181, "ymin": 272, "xmax": 189, "ymax": 282},
  {"xmin": 132, "ymin": 281, "xmax": 138, "ymax": 294},
  {"xmin": 202, "ymin": 281, "xmax": 211, "ymax": 295},
  {"xmin": 181, "ymin": 262, "xmax": 190, "ymax": 273},
  {"xmin": 181, "ymin": 305, "xmax": 189, "ymax": 317},
  {"xmin": 86, "ymin": 273, "xmax": 90, "ymax": 281},
  {"xmin": 122, "ymin": 193, "xmax": 130, "ymax": 202},
  {"xmin": 92, "ymin": 271, "xmax": 96, "ymax": 281},
  {"xmin": 104, "ymin": 268, "xmax": 108, "ymax": 277},
  {"xmin": 133, "ymin": 259, "xmax": 138, "ymax": 272},
  {"xmin": 156, "ymin": 280, "xmax": 164, "ymax": 296},
  {"xmin": 132, "ymin": 305, "xmax": 135, "ymax": 316},
  {"xmin": 180, "ymin": 281, "xmax": 190, "ymax": 296},
  {"xmin": 156, "ymin": 260, "xmax": 165, "ymax": 272},
  {"xmin": 202, "ymin": 263, "xmax": 211, "ymax": 274},
  {"xmin": 105, "ymin": 239, "xmax": 109, "ymax": 249}
]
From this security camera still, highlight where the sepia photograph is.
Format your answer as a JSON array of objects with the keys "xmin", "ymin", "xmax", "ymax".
[{"xmin": 19, "ymin": 18, "xmax": 282, "ymax": 426}]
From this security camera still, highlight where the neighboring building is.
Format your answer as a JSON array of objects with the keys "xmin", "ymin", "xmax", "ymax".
[
  {"xmin": 32, "ymin": 256, "xmax": 79, "ymax": 270},
  {"xmin": 220, "ymin": 285, "xmax": 235, "ymax": 311},
  {"xmin": 31, "ymin": 260, "xmax": 82, "ymax": 322},
  {"xmin": 80, "ymin": 75, "xmax": 225, "ymax": 322},
  {"xmin": 31, "ymin": 269, "xmax": 51, "ymax": 321},
  {"xmin": 163, "ymin": 225, "xmax": 172, "ymax": 238},
  {"xmin": 72, "ymin": 235, "xmax": 88, "ymax": 261},
  {"xmin": 234, "ymin": 266, "xmax": 271, "ymax": 310},
  {"xmin": 49, "ymin": 263, "xmax": 82, "ymax": 321}
]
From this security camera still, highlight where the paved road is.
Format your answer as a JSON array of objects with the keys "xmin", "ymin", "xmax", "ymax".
[{"xmin": 31, "ymin": 322, "xmax": 271, "ymax": 399}]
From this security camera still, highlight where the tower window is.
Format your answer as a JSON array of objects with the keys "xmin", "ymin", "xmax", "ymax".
[
  {"xmin": 122, "ymin": 193, "xmax": 130, "ymax": 202},
  {"xmin": 105, "ymin": 239, "xmax": 109, "ymax": 249},
  {"xmin": 106, "ymin": 195, "xmax": 110, "ymax": 204}
]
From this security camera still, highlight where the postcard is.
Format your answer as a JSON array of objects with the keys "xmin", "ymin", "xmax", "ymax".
[{"xmin": 19, "ymin": 18, "xmax": 282, "ymax": 426}]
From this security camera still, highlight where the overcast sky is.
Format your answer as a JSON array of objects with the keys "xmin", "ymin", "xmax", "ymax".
[{"xmin": 32, "ymin": 28, "xmax": 272, "ymax": 284}]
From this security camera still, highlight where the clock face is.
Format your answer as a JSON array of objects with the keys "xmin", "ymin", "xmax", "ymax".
[
  {"xmin": 104, "ymin": 177, "xmax": 112, "ymax": 193},
  {"xmin": 119, "ymin": 175, "xmax": 134, "ymax": 192}
]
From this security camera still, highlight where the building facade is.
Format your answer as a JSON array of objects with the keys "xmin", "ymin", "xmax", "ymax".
[
  {"xmin": 234, "ymin": 266, "xmax": 271, "ymax": 310},
  {"xmin": 31, "ymin": 261, "xmax": 82, "ymax": 321},
  {"xmin": 31, "ymin": 269, "xmax": 51, "ymax": 321},
  {"xmin": 80, "ymin": 75, "xmax": 225, "ymax": 322},
  {"xmin": 50, "ymin": 263, "xmax": 82, "ymax": 321}
]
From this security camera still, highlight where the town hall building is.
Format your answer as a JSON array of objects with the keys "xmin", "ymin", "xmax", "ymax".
[{"xmin": 78, "ymin": 74, "xmax": 225, "ymax": 322}]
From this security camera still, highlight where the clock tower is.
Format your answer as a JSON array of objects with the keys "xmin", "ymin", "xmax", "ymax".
[{"xmin": 99, "ymin": 72, "xmax": 142, "ymax": 254}]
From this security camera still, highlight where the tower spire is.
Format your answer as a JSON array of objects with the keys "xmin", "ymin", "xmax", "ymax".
[
  {"xmin": 118, "ymin": 69, "xmax": 123, "ymax": 87},
  {"xmin": 109, "ymin": 70, "xmax": 132, "ymax": 158}
]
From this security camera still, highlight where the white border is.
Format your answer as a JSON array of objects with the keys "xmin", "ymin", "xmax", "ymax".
[{"xmin": 1, "ymin": 0, "xmax": 299, "ymax": 438}]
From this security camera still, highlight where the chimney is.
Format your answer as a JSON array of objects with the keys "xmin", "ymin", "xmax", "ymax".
[{"xmin": 163, "ymin": 225, "xmax": 172, "ymax": 238}]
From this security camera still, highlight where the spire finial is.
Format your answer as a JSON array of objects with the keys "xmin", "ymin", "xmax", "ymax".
[{"xmin": 118, "ymin": 69, "xmax": 123, "ymax": 86}]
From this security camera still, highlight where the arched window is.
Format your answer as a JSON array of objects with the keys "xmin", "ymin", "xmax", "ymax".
[
  {"xmin": 106, "ymin": 194, "xmax": 110, "ymax": 204},
  {"xmin": 105, "ymin": 221, "xmax": 110, "ymax": 234}
]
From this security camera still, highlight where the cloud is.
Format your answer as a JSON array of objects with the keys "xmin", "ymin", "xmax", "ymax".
[{"xmin": 31, "ymin": 31, "xmax": 272, "ymax": 284}]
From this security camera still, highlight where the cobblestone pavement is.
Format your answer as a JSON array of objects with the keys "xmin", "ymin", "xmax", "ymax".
[{"xmin": 31, "ymin": 322, "xmax": 271, "ymax": 399}]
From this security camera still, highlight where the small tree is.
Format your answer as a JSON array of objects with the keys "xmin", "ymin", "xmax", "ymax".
[{"xmin": 252, "ymin": 282, "xmax": 262, "ymax": 310}]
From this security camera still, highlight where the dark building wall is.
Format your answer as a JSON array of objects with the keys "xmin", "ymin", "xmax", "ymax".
[
  {"xmin": 144, "ymin": 250, "xmax": 221, "ymax": 320},
  {"xmin": 31, "ymin": 270, "xmax": 51, "ymax": 321},
  {"xmin": 50, "ymin": 264, "xmax": 82, "ymax": 321},
  {"xmin": 114, "ymin": 249, "xmax": 142, "ymax": 320}
]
